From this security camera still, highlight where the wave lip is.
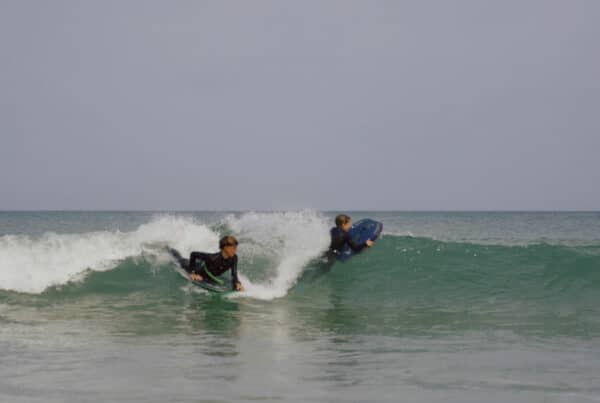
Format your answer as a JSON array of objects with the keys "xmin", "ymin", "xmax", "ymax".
[
  {"xmin": 225, "ymin": 210, "xmax": 330, "ymax": 300},
  {"xmin": 0, "ymin": 215, "xmax": 219, "ymax": 294},
  {"xmin": 0, "ymin": 211, "xmax": 332, "ymax": 298}
]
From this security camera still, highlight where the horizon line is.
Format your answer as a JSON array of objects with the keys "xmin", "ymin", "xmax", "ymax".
[{"xmin": 1, "ymin": 209, "xmax": 599, "ymax": 213}]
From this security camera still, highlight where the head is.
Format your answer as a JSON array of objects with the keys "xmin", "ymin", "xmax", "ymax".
[
  {"xmin": 335, "ymin": 214, "xmax": 352, "ymax": 232},
  {"xmin": 219, "ymin": 235, "xmax": 239, "ymax": 258}
]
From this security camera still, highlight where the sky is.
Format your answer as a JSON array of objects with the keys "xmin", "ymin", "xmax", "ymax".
[{"xmin": 1, "ymin": 0, "xmax": 599, "ymax": 210}]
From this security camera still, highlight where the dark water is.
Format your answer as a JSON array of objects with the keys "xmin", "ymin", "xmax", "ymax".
[{"xmin": 1, "ymin": 211, "xmax": 599, "ymax": 402}]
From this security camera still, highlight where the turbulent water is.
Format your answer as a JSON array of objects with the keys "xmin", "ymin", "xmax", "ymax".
[{"xmin": 1, "ymin": 211, "xmax": 599, "ymax": 402}]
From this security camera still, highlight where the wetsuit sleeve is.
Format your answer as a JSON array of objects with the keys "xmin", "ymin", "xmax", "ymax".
[
  {"xmin": 188, "ymin": 252, "xmax": 211, "ymax": 274},
  {"xmin": 329, "ymin": 228, "xmax": 345, "ymax": 252},
  {"xmin": 231, "ymin": 255, "xmax": 240, "ymax": 290},
  {"xmin": 344, "ymin": 232, "xmax": 367, "ymax": 252}
]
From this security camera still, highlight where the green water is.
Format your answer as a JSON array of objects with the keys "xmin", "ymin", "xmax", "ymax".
[{"xmin": 1, "ymin": 211, "xmax": 599, "ymax": 402}]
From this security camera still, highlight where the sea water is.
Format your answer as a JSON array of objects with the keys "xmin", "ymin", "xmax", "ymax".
[{"xmin": 1, "ymin": 211, "xmax": 599, "ymax": 402}]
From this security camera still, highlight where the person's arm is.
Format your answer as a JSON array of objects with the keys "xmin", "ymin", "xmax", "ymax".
[
  {"xmin": 344, "ymin": 232, "xmax": 368, "ymax": 252},
  {"xmin": 230, "ymin": 255, "xmax": 242, "ymax": 291}
]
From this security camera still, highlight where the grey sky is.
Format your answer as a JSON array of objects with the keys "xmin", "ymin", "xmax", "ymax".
[{"xmin": 1, "ymin": 1, "xmax": 599, "ymax": 210}]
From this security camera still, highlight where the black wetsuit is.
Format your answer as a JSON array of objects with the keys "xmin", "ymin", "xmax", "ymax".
[
  {"xmin": 187, "ymin": 252, "xmax": 239, "ymax": 290},
  {"xmin": 328, "ymin": 227, "xmax": 367, "ymax": 256}
]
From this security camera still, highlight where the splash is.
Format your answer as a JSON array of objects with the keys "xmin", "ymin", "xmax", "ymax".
[
  {"xmin": 0, "ymin": 215, "xmax": 218, "ymax": 293},
  {"xmin": 225, "ymin": 211, "xmax": 330, "ymax": 300}
]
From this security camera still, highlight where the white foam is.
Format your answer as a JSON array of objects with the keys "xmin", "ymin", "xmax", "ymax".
[
  {"xmin": 0, "ymin": 212, "xmax": 332, "ymax": 298},
  {"xmin": 0, "ymin": 215, "xmax": 218, "ymax": 294},
  {"xmin": 226, "ymin": 211, "xmax": 330, "ymax": 300}
]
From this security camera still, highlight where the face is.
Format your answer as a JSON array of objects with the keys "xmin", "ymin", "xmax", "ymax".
[
  {"xmin": 342, "ymin": 220, "xmax": 352, "ymax": 232},
  {"xmin": 222, "ymin": 244, "xmax": 238, "ymax": 258}
]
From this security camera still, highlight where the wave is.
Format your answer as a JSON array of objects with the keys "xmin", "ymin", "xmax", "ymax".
[
  {"xmin": 2, "ymin": 212, "xmax": 599, "ymax": 312},
  {"xmin": 0, "ymin": 215, "xmax": 219, "ymax": 293},
  {"xmin": 311, "ymin": 235, "xmax": 600, "ymax": 306},
  {"xmin": 0, "ymin": 211, "xmax": 330, "ymax": 297}
]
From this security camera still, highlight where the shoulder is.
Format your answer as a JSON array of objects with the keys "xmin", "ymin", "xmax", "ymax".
[
  {"xmin": 331, "ymin": 227, "xmax": 346, "ymax": 235},
  {"xmin": 226, "ymin": 254, "xmax": 238, "ymax": 267}
]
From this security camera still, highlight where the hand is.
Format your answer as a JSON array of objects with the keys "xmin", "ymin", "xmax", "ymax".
[
  {"xmin": 235, "ymin": 282, "xmax": 245, "ymax": 292},
  {"xmin": 365, "ymin": 239, "xmax": 374, "ymax": 247},
  {"xmin": 190, "ymin": 273, "xmax": 203, "ymax": 282}
]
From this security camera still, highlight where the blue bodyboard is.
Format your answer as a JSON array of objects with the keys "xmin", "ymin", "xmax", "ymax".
[{"xmin": 338, "ymin": 219, "xmax": 383, "ymax": 262}]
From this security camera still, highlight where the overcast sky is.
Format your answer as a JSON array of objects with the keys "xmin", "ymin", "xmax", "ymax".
[{"xmin": 1, "ymin": 1, "xmax": 599, "ymax": 210}]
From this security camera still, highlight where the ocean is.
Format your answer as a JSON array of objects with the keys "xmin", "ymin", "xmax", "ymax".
[{"xmin": 1, "ymin": 211, "xmax": 599, "ymax": 402}]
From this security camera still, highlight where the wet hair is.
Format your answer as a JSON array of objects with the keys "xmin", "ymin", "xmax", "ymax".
[
  {"xmin": 219, "ymin": 235, "xmax": 239, "ymax": 250},
  {"xmin": 335, "ymin": 214, "xmax": 351, "ymax": 228}
]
